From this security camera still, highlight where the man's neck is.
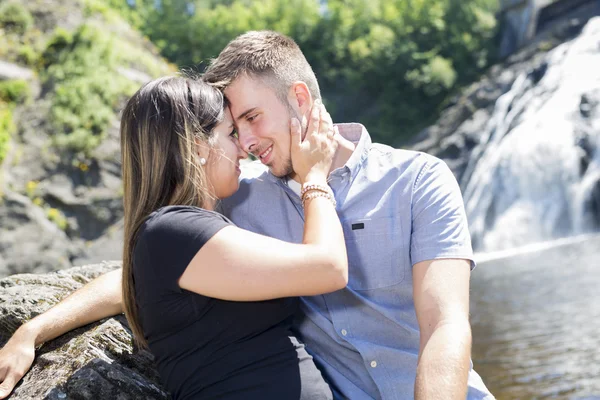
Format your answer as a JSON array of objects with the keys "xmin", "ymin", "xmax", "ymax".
[
  {"xmin": 289, "ymin": 134, "xmax": 356, "ymax": 183},
  {"xmin": 330, "ymin": 133, "xmax": 356, "ymax": 172}
]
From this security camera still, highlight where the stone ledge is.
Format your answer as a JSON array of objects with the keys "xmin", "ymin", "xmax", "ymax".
[{"xmin": 0, "ymin": 261, "xmax": 168, "ymax": 399}]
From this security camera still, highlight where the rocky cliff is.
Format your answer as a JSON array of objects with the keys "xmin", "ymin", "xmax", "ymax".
[{"xmin": 0, "ymin": 0, "xmax": 173, "ymax": 278}]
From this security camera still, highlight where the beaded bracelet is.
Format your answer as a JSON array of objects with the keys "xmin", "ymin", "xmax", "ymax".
[
  {"xmin": 301, "ymin": 182, "xmax": 333, "ymax": 199},
  {"xmin": 302, "ymin": 190, "xmax": 337, "ymax": 208},
  {"xmin": 302, "ymin": 191, "xmax": 333, "ymax": 208}
]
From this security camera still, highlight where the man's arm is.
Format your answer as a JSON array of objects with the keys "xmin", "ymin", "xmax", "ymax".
[
  {"xmin": 408, "ymin": 155, "xmax": 475, "ymax": 398},
  {"xmin": 413, "ymin": 258, "xmax": 472, "ymax": 400},
  {"xmin": 0, "ymin": 268, "xmax": 123, "ymax": 399}
]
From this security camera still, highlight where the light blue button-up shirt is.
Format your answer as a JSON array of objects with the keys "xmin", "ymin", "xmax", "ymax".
[{"xmin": 221, "ymin": 124, "xmax": 493, "ymax": 399}]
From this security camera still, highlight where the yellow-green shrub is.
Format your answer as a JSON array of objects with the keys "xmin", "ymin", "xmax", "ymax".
[
  {"xmin": 41, "ymin": 24, "xmax": 137, "ymax": 155},
  {"xmin": 0, "ymin": 80, "xmax": 30, "ymax": 103},
  {"xmin": 40, "ymin": 20, "xmax": 169, "ymax": 156},
  {"xmin": 46, "ymin": 207, "xmax": 68, "ymax": 231},
  {"xmin": 0, "ymin": 104, "xmax": 15, "ymax": 164},
  {"xmin": 0, "ymin": 2, "xmax": 34, "ymax": 35},
  {"xmin": 17, "ymin": 45, "xmax": 38, "ymax": 66}
]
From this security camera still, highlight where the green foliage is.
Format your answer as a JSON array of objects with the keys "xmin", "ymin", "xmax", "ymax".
[
  {"xmin": 406, "ymin": 56, "xmax": 457, "ymax": 96},
  {"xmin": 302, "ymin": 0, "xmax": 500, "ymax": 142},
  {"xmin": 0, "ymin": 104, "xmax": 15, "ymax": 164},
  {"xmin": 17, "ymin": 44, "xmax": 38, "ymax": 66},
  {"xmin": 126, "ymin": 0, "xmax": 499, "ymax": 144},
  {"xmin": 41, "ymin": 28, "xmax": 73, "ymax": 69},
  {"xmin": 0, "ymin": 1, "xmax": 34, "ymax": 35},
  {"xmin": 40, "ymin": 24, "xmax": 141, "ymax": 155},
  {"xmin": 1, "ymin": 0, "xmax": 500, "ymax": 154},
  {"xmin": 139, "ymin": 0, "xmax": 320, "ymax": 68},
  {"xmin": 83, "ymin": 0, "xmax": 148, "ymax": 28},
  {"xmin": 0, "ymin": 80, "xmax": 30, "ymax": 103}
]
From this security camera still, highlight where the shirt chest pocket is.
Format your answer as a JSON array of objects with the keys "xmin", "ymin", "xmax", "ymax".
[{"xmin": 342, "ymin": 217, "xmax": 406, "ymax": 291}]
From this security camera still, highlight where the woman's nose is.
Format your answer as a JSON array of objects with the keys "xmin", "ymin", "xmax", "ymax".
[{"xmin": 237, "ymin": 142, "xmax": 248, "ymax": 160}]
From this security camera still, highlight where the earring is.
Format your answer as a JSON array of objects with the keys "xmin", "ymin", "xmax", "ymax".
[{"xmin": 200, "ymin": 157, "xmax": 206, "ymax": 166}]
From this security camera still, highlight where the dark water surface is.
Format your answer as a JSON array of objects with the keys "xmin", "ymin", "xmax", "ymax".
[{"xmin": 471, "ymin": 235, "xmax": 600, "ymax": 399}]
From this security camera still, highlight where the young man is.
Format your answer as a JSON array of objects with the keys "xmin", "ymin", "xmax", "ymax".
[{"xmin": 0, "ymin": 31, "xmax": 493, "ymax": 399}]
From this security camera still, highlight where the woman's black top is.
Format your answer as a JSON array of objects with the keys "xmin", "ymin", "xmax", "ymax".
[{"xmin": 133, "ymin": 206, "xmax": 332, "ymax": 400}]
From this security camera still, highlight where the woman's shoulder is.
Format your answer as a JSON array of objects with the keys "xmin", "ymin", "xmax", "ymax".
[
  {"xmin": 138, "ymin": 206, "xmax": 232, "ymax": 243},
  {"xmin": 148, "ymin": 205, "xmax": 231, "ymax": 226}
]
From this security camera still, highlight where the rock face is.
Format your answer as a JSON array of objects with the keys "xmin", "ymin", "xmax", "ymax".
[
  {"xmin": 0, "ymin": 61, "xmax": 34, "ymax": 81},
  {"xmin": 0, "ymin": 262, "xmax": 168, "ymax": 399},
  {"xmin": 0, "ymin": 190, "xmax": 79, "ymax": 276}
]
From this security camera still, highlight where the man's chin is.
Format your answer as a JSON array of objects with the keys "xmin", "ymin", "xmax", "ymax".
[
  {"xmin": 268, "ymin": 160, "xmax": 294, "ymax": 179},
  {"xmin": 269, "ymin": 166, "xmax": 287, "ymax": 178}
]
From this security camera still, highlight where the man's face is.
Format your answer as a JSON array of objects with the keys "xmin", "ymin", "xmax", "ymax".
[{"xmin": 225, "ymin": 75, "xmax": 295, "ymax": 178}]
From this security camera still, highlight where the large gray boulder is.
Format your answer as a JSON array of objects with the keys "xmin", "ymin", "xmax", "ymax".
[{"xmin": 0, "ymin": 262, "xmax": 168, "ymax": 399}]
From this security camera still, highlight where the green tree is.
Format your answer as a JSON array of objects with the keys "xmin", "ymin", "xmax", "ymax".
[{"xmin": 104, "ymin": 0, "xmax": 500, "ymax": 144}]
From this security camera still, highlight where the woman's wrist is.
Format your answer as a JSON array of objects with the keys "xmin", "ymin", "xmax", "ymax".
[
  {"xmin": 302, "ymin": 190, "xmax": 337, "ymax": 208},
  {"xmin": 302, "ymin": 171, "xmax": 328, "ymax": 185}
]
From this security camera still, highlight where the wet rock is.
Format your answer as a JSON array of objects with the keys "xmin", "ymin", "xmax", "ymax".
[{"xmin": 585, "ymin": 179, "xmax": 600, "ymax": 229}]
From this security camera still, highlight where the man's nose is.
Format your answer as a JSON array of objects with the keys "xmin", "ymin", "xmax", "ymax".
[
  {"xmin": 238, "ymin": 129, "xmax": 258, "ymax": 154},
  {"xmin": 235, "ymin": 138, "xmax": 249, "ymax": 160}
]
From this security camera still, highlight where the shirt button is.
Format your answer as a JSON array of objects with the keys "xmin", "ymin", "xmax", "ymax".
[
  {"xmin": 341, "ymin": 329, "xmax": 347, "ymax": 336},
  {"xmin": 370, "ymin": 361, "xmax": 377, "ymax": 368}
]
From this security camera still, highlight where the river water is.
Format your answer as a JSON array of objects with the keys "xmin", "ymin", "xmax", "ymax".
[{"xmin": 471, "ymin": 235, "xmax": 600, "ymax": 399}]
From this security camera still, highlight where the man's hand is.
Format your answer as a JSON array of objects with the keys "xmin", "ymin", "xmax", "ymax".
[{"xmin": 0, "ymin": 325, "xmax": 37, "ymax": 399}]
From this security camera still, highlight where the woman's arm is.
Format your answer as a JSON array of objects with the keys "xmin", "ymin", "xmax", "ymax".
[
  {"xmin": 179, "ymin": 222, "xmax": 347, "ymax": 301},
  {"xmin": 180, "ymin": 101, "xmax": 347, "ymax": 301}
]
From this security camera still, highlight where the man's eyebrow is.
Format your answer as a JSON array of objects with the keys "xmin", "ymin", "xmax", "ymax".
[{"xmin": 236, "ymin": 107, "xmax": 258, "ymax": 121}]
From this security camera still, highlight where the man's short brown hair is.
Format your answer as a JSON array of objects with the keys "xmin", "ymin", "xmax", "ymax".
[{"xmin": 204, "ymin": 30, "xmax": 321, "ymax": 103}]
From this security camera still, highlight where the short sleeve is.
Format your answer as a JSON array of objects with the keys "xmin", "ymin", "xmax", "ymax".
[
  {"xmin": 134, "ymin": 206, "xmax": 233, "ymax": 293},
  {"xmin": 410, "ymin": 157, "xmax": 475, "ymax": 268}
]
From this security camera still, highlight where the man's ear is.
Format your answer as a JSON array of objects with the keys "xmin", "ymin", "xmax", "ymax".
[{"xmin": 288, "ymin": 81, "xmax": 312, "ymax": 116}]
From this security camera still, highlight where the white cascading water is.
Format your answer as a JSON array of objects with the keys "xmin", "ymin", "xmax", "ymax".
[{"xmin": 462, "ymin": 17, "xmax": 600, "ymax": 251}]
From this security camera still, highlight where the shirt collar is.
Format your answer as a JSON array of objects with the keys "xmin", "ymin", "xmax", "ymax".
[{"xmin": 334, "ymin": 123, "xmax": 371, "ymax": 178}]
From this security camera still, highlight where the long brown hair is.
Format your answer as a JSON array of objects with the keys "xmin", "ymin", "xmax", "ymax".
[{"xmin": 120, "ymin": 76, "xmax": 225, "ymax": 347}]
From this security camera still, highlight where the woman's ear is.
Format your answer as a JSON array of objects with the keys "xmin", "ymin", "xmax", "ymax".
[{"xmin": 194, "ymin": 137, "xmax": 210, "ymax": 164}]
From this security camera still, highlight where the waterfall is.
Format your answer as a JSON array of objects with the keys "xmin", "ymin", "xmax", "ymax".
[{"xmin": 462, "ymin": 17, "xmax": 600, "ymax": 251}]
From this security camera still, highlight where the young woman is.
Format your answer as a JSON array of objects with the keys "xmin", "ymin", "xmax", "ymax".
[{"xmin": 120, "ymin": 76, "xmax": 346, "ymax": 399}]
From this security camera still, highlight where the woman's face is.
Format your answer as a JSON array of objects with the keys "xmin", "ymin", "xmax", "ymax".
[{"xmin": 204, "ymin": 107, "xmax": 247, "ymax": 200}]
